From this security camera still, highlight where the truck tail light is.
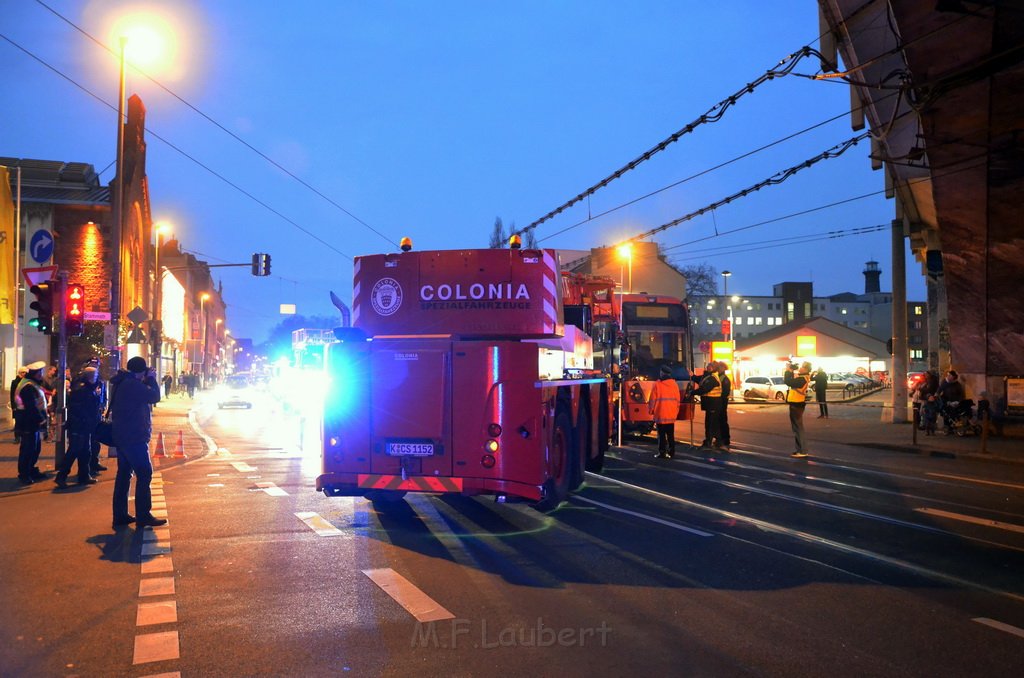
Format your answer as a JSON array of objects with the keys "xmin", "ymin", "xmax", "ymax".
[
  {"xmin": 481, "ymin": 454, "xmax": 496, "ymax": 468},
  {"xmin": 487, "ymin": 423, "xmax": 502, "ymax": 437},
  {"xmin": 485, "ymin": 439, "xmax": 499, "ymax": 453}
]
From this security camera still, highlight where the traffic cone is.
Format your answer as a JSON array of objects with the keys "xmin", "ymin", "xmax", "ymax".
[
  {"xmin": 173, "ymin": 431, "xmax": 188, "ymax": 458},
  {"xmin": 153, "ymin": 432, "xmax": 167, "ymax": 458}
]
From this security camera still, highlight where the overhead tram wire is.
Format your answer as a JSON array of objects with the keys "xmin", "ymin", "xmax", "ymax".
[
  {"xmin": 537, "ymin": 91, "xmax": 900, "ymax": 244},
  {"xmin": 514, "ymin": 44, "xmax": 834, "ymax": 240},
  {"xmin": 668, "ymin": 224, "xmax": 889, "ymax": 262},
  {"xmin": 0, "ymin": 32, "xmax": 353, "ymax": 261},
  {"xmin": 616, "ymin": 132, "xmax": 869, "ymax": 246},
  {"xmin": 34, "ymin": 0, "xmax": 399, "ymax": 250}
]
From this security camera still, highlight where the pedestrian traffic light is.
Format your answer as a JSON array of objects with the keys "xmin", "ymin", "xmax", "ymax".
[
  {"xmin": 66, "ymin": 283, "xmax": 85, "ymax": 336},
  {"xmin": 251, "ymin": 253, "xmax": 271, "ymax": 277},
  {"xmin": 29, "ymin": 280, "xmax": 55, "ymax": 334}
]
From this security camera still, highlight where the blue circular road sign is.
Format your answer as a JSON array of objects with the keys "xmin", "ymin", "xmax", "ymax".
[{"xmin": 29, "ymin": 230, "xmax": 54, "ymax": 264}]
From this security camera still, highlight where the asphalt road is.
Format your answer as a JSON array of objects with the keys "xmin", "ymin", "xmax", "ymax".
[{"xmin": 2, "ymin": 394, "xmax": 1023, "ymax": 677}]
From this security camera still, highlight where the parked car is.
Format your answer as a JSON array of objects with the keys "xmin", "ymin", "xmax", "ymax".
[
  {"xmin": 740, "ymin": 376, "xmax": 789, "ymax": 401},
  {"xmin": 827, "ymin": 373, "xmax": 860, "ymax": 393}
]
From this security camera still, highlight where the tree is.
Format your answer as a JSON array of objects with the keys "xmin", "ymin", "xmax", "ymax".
[
  {"xmin": 671, "ymin": 262, "xmax": 719, "ymax": 298},
  {"xmin": 488, "ymin": 217, "xmax": 507, "ymax": 249},
  {"xmin": 523, "ymin": 227, "xmax": 537, "ymax": 249}
]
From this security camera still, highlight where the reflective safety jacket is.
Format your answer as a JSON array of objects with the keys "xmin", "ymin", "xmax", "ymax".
[
  {"xmin": 648, "ymin": 377, "xmax": 681, "ymax": 424},
  {"xmin": 785, "ymin": 370, "xmax": 811, "ymax": 403}
]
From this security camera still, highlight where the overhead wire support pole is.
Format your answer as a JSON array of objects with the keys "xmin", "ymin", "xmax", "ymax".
[
  {"xmin": 515, "ymin": 45, "xmax": 827, "ymax": 239},
  {"xmin": 109, "ymin": 36, "xmax": 126, "ymax": 373}
]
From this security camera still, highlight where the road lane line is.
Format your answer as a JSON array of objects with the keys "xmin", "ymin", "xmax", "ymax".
[
  {"xmin": 972, "ymin": 618, "xmax": 1024, "ymax": 639},
  {"xmin": 361, "ymin": 568, "xmax": 455, "ymax": 622},
  {"xmin": 573, "ymin": 495, "xmax": 713, "ymax": 536},
  {"xmin": 255, "ymin": 481, "xmax": 289, "ymax": 497},
  {"xmin": 138, "ymin": 672, "xmax": 181, "ymax": 678},
  {"xmin": 143, "ymin": 528, "xmax": 170, "ymax": 542},
  {"xmin": 133, "ymin": 631, "xmax": 179, "ymax": 664},
  {"xmin": 137, "ymin": 601, "xmax": 178, "ymax": 626},
  {"xmin": 141, "ymin": 556, "xmax": 174, "ymax": 574},
  {"xmin": 231, "ymin": 461, "xmax": 256, "ymax": 472},
  {"xmin": 926, "ymin": 473, "xmax": 1024, "ymax": 491},
  {"xmin": 139, "ymin": 577, "xmax": 175, "ymax": 597},
  {"xmin": 914, "ymin": 508, "xmax": 1024, "ymax": 534},
  {"xmin": 680, "ymin": 459, "xmax": 721, "ymax": 470},
  {"xmin": 295, "ymin": 511, "xmax": 344, "ymax": 536},
  {"xmin": 765, "ymin": 479, "xmax": 838, "ymax": 494},
  {"xmin": 141, "ymin": 543, "xmax": 172, "ymax": 557}
]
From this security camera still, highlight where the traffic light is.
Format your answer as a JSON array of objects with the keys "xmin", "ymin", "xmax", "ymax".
[
  {"xmin": 29, "ymin": 280, "xmax": 55, "ymax": 334},
  {"xmin": 66, "ymin": 283, "xmax": 85, "ymax": 336},
  {"xmin": 251, "ymin": 253, "xmax": 271, "ymax": 277}
]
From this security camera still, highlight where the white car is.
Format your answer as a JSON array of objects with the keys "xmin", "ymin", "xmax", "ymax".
[
  {"xmin": 218, "ymin": 376, "xmax": 253, "ymax": 409},
  {"xmin": 740, "ymin": 376, "xmax": 789, "ymax": 401}
]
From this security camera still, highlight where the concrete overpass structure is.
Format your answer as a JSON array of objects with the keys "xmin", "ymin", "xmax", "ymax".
[{"xmin": 818, "ymin": 0, "xmax": 1023, "ymax": 402}]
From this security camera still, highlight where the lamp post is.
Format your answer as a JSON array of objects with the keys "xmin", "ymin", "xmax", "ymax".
[
  {"xmin": 615, "ymin": 244, "xmax": 634, "ymax": 448},
  {"xmin": 617, "ymin": 244, "xmax": 633, "ymax": 294},
  {"xmin": 152, "ymin": 221, "xmax": 170, "ymax": 374},
  {"xmin": 199, "ymin": 292, "xmax": 210, "ymax": 385},
  {"xmin": 721, "ymin": 270, "xmax": 731, "ymax": 298},
  {"xmin": 109, "ymin": 35, "xmax": 127, "ymax": 372}
]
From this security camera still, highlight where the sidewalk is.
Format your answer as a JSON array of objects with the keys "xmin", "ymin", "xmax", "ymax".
[
  {"xmin": 710, "ymin": 394, "xmax": 1024, "ymax": 465},
  {"xmin": 0, "ymin": 396, "xmax": 210, "ymax": 497}
]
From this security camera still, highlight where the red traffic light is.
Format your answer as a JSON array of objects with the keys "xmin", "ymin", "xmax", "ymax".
[{"xmin": 65, "ymin": 283, "xmax": 85, "ymax": 336}]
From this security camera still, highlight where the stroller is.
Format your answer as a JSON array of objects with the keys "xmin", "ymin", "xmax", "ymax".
[{"xmin": 941, "ymin": 399, "xmax": 982, "ymax": 436}]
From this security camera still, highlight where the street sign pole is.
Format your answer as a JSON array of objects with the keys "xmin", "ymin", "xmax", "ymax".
[{"xmin": 54, "ymin": 271, "xmax": 68, "ymax": 467}]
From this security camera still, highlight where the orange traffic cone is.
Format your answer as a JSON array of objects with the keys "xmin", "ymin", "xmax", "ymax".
[
  {"xmin": 173, "ymin": 431, "xmax": 187, "ymax": 458},
  {"xmin": 153, "ymin": 432, "xmax": 167, "ymax": 458}
]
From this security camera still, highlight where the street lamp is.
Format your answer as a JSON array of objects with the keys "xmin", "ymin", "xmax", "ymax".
[
  {"xmin": 152, "ymin": 221, "xmax": 170, "ymax": 371},
  {"xmin": 199, "ymin": 292, "xmax": 210, "ymax": 383},
  {"xmin": 721, "ymin": 270, "xmax": 732, "ymax": 297},
  {"xmin": 617, "ymin": 244, "xmax": 633, "ymax": 294}
]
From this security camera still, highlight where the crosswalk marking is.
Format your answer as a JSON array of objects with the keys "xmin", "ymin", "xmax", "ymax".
[
  {"xmin": 255, "ymin": 481, "xmax": 289, "ymax": 497},
  {"xmin": 133, "ymin": 631, "xmax": 179, "ymax": 664},
  {"xmin": 141, "ymin": 556, "xmax": 174, "ymax": 574},
  {"xmin": 362, "ymin": 568, "xmax": 455, "ymax": 622},
  {"xmin": 295, "ymin": 511, "xmax": 344, "ymax": 536},
  {"xmin": 139, "ymin": 577, "xmax": 175, "ymax": 597},
  {"xmin": 137, "ymin": 601, "xmax": 178, "ymax": 626}
]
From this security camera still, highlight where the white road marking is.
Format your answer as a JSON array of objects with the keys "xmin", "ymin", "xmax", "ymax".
[
  {"xmin": 141, "ymin": 543, "xmax": 172, "ymax": 557},
  {"xmin": 231, "ymin": 462, "xmax": 256, "ymax": 472},
  {"xmin": 295, "ymin": 511, "xmax": 344, "ymax": 536},
  {"xmin": 208, "ymin": 483, "xmax": 225, "ymax": 487},
  {"xmin": 141, "ymin": 556, "xmax": 174, "ymax": 574},
  {"xmin": 927, "ymin": 473, "xmax": 1024, "ymax": 491},
  {"xmin": 133, "ymin": 631, "xmax": 180, "ymax": 664},
  {"xmin": 207, "ymin": 473, "xmax": 221, "ymax": 477},
  {"xmin": 216, "ymin": 447, "xmax": 233, "ymax": 457},
  {"xmin": 915, "ymin": 508, "xmax": 1024, "ymax": 534},
  {"xmin": 255, "ymin": 481, "xmax": 289, "ymax": 497},
  {"xmin": 361, "ymin": 568, "xmax": 455, "ymax": 622},
  {"xmin": 574, "ymin": 495, "xmax": 713, "ymax": 536},
  {"xmin": 143, "ymin": 528, "xmax": 170, "ymax": 542},
  {"xmin": 680, "ymin": 459, "xmax": 721, "ymax": 470},
  {"xmin": 138, "ymin": 672, "xmax": 181, "ymax": 678},
  {"xmin": 137, "ymin": 600, "xmax": 178, "ymax": 626},
  {"xmin": 139, "ymin": 577, "xmax": 175, "ymax": 597},
  {"xmin": 972, "ymin": 617, "xmax": 1024, "ymax": 639},
  {"xmin": 766, "ymin": 479, "xmax": 838, "ymax": 494},
  {"xmin": 151, "ymin": 509, "xmax": 169, "ymax": 518}
]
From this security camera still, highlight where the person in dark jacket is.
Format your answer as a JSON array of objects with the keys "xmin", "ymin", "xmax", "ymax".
[
  {"xmin": 55, "ymin": 368, "xmax": 102, "ymax": 488},
  {"xmin": 110, "ymin": 357, "xmax": 166, "ymax": 529},
  {"xmin": 14, "ymin": 361, "xmax": 49, "ymax": 484},
  {"xmin": 813, "ymin": 367, "xmax": 829, "ymax": 418},
  {"xmin": 693, "ymin": 362, "xmax": 722, "ymax": 450},
  {"xmin": 937, "ymin": 369, "xmax": 966, "ymax": 434},
  {"xmin": 715, "ymin": 361, "xmax": 732, "ymax": 451},
  {"xmin": 86, "ymin": 358, "xmax": 109, "ymax": 477}
]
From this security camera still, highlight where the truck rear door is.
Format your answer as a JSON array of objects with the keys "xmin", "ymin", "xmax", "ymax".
[{"xmin": 369, "ymin": 339, "xmax": 452, "ymax": 478}]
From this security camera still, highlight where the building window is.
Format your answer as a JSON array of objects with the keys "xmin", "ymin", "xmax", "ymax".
[
  {"xmin": 840, "ymin": 308, "xmax": 848, "ymax": 315},
  {"xmin": 735, "ymin": 317, "xmax": 743, "ymax": 326},
  {"xmin": 910, "ymin": 349, "xmax": 923, "ymax": 359},
  {"xmin": 777, "ymin": 317, "xmax": 783, "ymax": 325},
  {"xmin": 755, "ymin": 317, "xmax": 763, "ymax": 325},
  {"xmin": 914, "ymin": 306, "xmax": 923, "ymax": 315},
  {"xmin": 706, "ymin": 318, "xmax": 714, "ymax": 325},
  {"xmin": 912, "ymin": 320, "xmax": 923, "ymax": 329}
]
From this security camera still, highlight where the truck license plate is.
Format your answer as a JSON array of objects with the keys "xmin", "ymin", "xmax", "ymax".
[{"xmin": 386, "ymin": 442, "xmax": 434, "ymax": 456}]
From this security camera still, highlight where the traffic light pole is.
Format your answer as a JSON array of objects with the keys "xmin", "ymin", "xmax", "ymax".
[{"xmin": 54, "ymin": 272, "xmax": 68, "ymax": 466}]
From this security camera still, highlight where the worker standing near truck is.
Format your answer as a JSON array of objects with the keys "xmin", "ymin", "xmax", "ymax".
[{"xmin": 648, "ymin": 364, "xmax": 681, "ymax": 459}]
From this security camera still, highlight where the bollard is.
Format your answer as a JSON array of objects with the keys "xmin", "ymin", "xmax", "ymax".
[
  {"xmin": 912, "ymin": 407, "xmax": 918, "ymax": 445},
  {"xmin": 980, "ymin": 411, "xmax": 989, "ymax": 454}
]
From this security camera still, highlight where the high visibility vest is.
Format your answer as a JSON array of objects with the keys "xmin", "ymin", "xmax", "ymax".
[
  {"xmin": 648, "ymin": 378, "xmax": 681, "ymax": 424},
  {"xmin": 704, "ymin": 373, "xmax": 722, "ymax": 399},
  {"xmin": 787, "ymin": 373, "xmax": 810, "ymax": 403}
]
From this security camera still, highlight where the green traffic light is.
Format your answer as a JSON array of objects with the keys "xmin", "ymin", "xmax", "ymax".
[{"xmin": 28, "ymin": 318, "xmax": 40, "ymax": 327}]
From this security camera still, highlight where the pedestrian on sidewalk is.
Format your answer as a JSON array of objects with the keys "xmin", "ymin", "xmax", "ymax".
[
  {"xmin": 109, "ymin": 357, "xmax": 166, "ymax": 529},
  {"xmin": 85, "ymin": 358, "xmax": 109, "ymax": 477},
  {"xmin": 938, "ymin": 370, "xmax": 965, "ymax": 434},
  {"xmin": 648, "ymin": 364, "xmax": 681, "ymax": 459},
  {"xmin": 813, "ymin": 367, "xmax": 829, "ymax": 418},
  {"xmin": 161, "ymin": 373, "xmax": 173, "ymax": 398},
  {"xmin": 694, "ymin": 362, "xmax": 723, "ymax": 450},
  {"xmin": 55, "ymin": 367, "xmax": 101, "ymax": 488},
  {"xmin": 715, "ymin": 361, "xmax": 732, "ymax": 452},
  {"xmin": 922, "ymin": 395, "xmax": 939, "ymax": 435},
  {"xmin": 785, "ymin": 361, "xmax": 812, "ymax": 458},
  {"xmin": 13, "ymin": 361, "xmax": 49, "ymax": 484}
]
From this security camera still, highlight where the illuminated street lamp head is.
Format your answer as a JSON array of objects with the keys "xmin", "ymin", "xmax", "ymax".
[
  {"xmin": 731, "ymin": 295, "xmax": 739, "ymax": 302},
  {"xmin": 110, "ymin": 11, "xmax": 180, "ymax": 75},
  {"xmin": 200, "ymin": 292, "xmax": 210, "ymax": 302},
  {"xmin": 155, "ymin": 221, "xmax": 171, "ymax": 236},
  {"xmin": 722, "ymin": 270, "xmax": 732, "ymax": 278},
  {"xmin": 617, "ymin": 243, "xmax": 632, "ymax": 260}
]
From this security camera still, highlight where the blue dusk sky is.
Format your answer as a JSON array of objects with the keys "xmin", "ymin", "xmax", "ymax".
[{"xmin": 2, "ymin": 1, "xmax": 925, "ymax": 343}]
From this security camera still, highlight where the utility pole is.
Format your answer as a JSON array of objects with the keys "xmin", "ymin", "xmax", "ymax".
[
  {"xmin": 109, "ymin": 36, "xmax": 127, "ymax": 374},
  {"xmin": 54, "ymin": 271, "xmax": 68, "ymax": 466},
  {"xmin": 891, "ymin": 219, "xmax": 908, "ymax": 423}
]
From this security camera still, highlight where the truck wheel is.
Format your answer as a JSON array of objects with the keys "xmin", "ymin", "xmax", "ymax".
[
  {"xmin": 571, "ymin": 407, "xmax": 589, "ymax": 491},
  {"xmin": 534, "ymin": 410, "xmax": 573, "ymax": 512}
]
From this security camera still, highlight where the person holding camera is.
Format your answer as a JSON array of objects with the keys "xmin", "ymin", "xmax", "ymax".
[{"xmin": 109, "ymin": 357, "xmax": 166, "ymax": 529}]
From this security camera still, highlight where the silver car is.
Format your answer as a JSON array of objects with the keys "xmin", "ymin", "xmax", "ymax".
[{"xmin": 740, "ymin": 376, "xmax": 789, "ymax": 401}]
